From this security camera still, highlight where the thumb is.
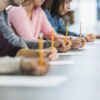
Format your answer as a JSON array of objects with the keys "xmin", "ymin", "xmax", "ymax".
[{"xmin": 60, "ymin": 41, "xmax": 66, "ymax": 48}]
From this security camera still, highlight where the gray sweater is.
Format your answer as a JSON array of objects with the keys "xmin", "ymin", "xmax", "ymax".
[{"xmin": 0, "ymin": 9, "xmax": 51, "ymax": 56}]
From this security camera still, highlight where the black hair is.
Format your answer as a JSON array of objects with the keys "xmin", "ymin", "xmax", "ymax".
[
  {"xmin": 42, "ymin": 0, "xmax": 71, "ymax": 18},
  {"xmin": 42, "ymin": 0, "xmax": 53, "ymax": 11},
  {"xmin": 50, "ymin": 0, "xmax": 66, "ymax": 17}
]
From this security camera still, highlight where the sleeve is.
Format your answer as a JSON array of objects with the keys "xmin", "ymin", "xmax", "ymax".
[
  {"xmin": 8, "ymin": 8, "xmax": 36, "ymax": 41},
  {"xmin": 57, "ymin": 19, "xmax": 66, "ymax": 35},
  {"xmin": 58, "ymin": 19, "xmax": 84, "ymax": 37},
  {"xmin": 40, "ymin": 9, "xmax": 58, "ymax": 40},
  {"xmin": 0, "ymin": 56, "xmax": 21, "ymax": 74},
  {"xmin": 25, "ymin": 40, "xmax": 51, "ymax": 49},
  {"xmin": 68, "ymin": 31, "xmax": 84, "ymax": 37},
  {"xmin": 44, "ymin": 10, "xmax": 56, "ymax": 28}
]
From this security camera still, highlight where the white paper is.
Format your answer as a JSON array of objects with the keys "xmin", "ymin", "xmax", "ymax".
[
  {"xmin": 87, "ymin": 41, "xmax": 100, "ymax": 45},
  {"xmin": 58, "ymin": 52, "xmax": 82, "ymax": 56},
  {"xmin": 0, "ymin": 76, "xmax": 67, "ymax": 87},
  {"xmin": 94, "ymin": 41, "xmax": 100, "ymax": 45},
  {"xmin": 80, "ymin": 46, "xmax": 96, "ymax": 49},
  {"xmin": 49, "ymin": 61, "xmax": 75, "ymax": 65}
]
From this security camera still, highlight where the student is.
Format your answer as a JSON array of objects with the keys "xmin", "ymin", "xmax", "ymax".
[
  {"xmin": 8, "ymin": 0, "xmax": 81, "ymax": 51},
  {"xmin": 42, "ymin": 0, "xmax": 96, "ymax": 42},
  {"xmin": 8, "ymin": 0, "xmax": 67, "ymax": 41},
  {"xmin": 0, "ymin": 0, "xmax": 69, "ymax": 56},
  {"xmin": 0, "ymin": 56, "xmax": 49, "ymax": 75}
]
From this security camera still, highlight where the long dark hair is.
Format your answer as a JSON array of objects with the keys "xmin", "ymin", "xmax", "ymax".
[
  {"xmin": 42, "ymin": 0, "xmax": 72, "ymax": 18},
  {"xmin": 42, "ymin": 0, "xmax": 53, "ymax": 11},
  {"xmin": 42, "ymin": 0, "xmax": 66, "ymax": 17},
  {"xmin": 51, "ymin": 0, "xmax": 66, "ymax": 17}
]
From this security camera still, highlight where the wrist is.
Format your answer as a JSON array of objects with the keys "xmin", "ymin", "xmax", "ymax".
[
  {"xmin": 84, "ymin": 36, "xmax": 88, "ymax": 42},
  {"xmin": 20, "ymin": 58, "xmax": 24, "ymax": 71}
]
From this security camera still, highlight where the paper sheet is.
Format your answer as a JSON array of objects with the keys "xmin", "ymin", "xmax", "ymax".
[
  {"xmin": 58, "ymin": 52, "xmax": 82, "ymax": 56},
  {"xmin": 87, "ymin": 41, "xmax": 100, "ymax": 45},
  {"xmin": 80, "ymin": 46, "xmax": 96, "ymax": 49},
  {"xmin": 0, "ymin": 76, "xmax": 67, "ymax": 87},
  {"xmin": 94, "ymin": 41, "xmax": 100, "ymax": 45},
  {"xmin": 49, "ymin": 61, "xmax": 75, "ymax": 65}
]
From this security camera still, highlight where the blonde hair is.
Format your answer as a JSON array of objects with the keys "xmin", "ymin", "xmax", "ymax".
[{"xmin": 22, "ymin": 0, "xmax": 34, "ymax": 6}]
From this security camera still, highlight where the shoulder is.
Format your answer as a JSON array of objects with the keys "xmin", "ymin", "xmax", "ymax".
[
  {"xmin": 43, "ymin": 9, "xmax": 53, "ymax": 20},
  {"xmin": 37, "ymin": 7, "xmax": 43, "ymax": 11},
  {"xmin": 0, "ymin": 9, "xmax": 6, "ymax": 15},
  {"xmin": 36, "ymin": 7, "xmax": 47, "ymax": 18},
  {"xmin": 8, "ymin": 6, "xmax": 27, "ymax": 21},
  {"xmin": 0, "ymin": 9, "xmax": 7, "ymax": 20},
  {"xmin": 44, "ymin": 9, "xmax": 50, "ymax": 15},
  {"xmin": 59, "ymin": 18, "xmax": 63, "ymax": 22},
  {"xmin": 8, "ymin": 6, "xmax": 25, "ymax": 16},
  {"xmin": 36, "ymin": 7, "xmax": 45, "ymax": 14}
]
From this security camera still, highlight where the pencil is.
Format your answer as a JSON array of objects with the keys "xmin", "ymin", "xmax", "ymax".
[
  {"xmin": 65, "ymin": 27, "xmax": 68, "ymax": 45},
  {"xmin": 39, "ymin": 34, "xmax": 44, "ymax": 67},
  {"xmin": 80, "ymin": 23, "xmax": 82, "ymax": 38},
  {"xmin": 51, "ymin": 30, "xmax": 54, "ymax": 49},
  {"xmin": 87, "ymin": 27, "xmax": 90, "ymax": 37}
]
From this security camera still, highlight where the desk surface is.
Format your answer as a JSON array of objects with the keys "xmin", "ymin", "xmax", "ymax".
[{"xmin": 0, "ymin": 40, "xmax": 100, "ymax": 100}]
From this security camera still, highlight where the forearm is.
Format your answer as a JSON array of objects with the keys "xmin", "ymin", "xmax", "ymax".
[
  {"xmin": 25, "ymin": 40, "xmax": 51, "ymax": 49},
  {"xmin": 68, "ymin": 31, "xmax": 84, "ymax": 37},
  {"xmin": 0, "ymin": 57, "xmax": 21, "ymax": 74}
]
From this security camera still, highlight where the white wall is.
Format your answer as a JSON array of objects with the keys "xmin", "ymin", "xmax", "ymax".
[{"xmin": 71, "ymin": 0, "xmax": 97, "ymax": 27}]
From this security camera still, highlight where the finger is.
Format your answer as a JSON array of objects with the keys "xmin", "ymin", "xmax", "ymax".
[
  {"xmin": 50, "ymin": 53, "xmax": 59, "ymax": 61},
  {"xmin": 57, "ymin": 47, "xmax": 64, "ymax": 52},
  {"xmin": 74, "ymin": 45, "xmax": 80, "ymax": 49},
  {"xmin": 64, "ymin": 46, "xmax": 71, "ymax": 52},
  {"xmin": 33, "ymin": 61, "xmax": 50, "ymax": 75},
  {"xmin": 60, "ymin": 41, "xmax": 66, "ymax": 48},
  {"xmin": 67, "ymin": 40, "xmax": 72, "ymax": 45},
  {"xmin": 76, "ymin": 38, "xmax": 82, "ymax": 41},
  {"xmin": 74, "ymin": 42, "xmax": 82, "ymax": 45}
]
